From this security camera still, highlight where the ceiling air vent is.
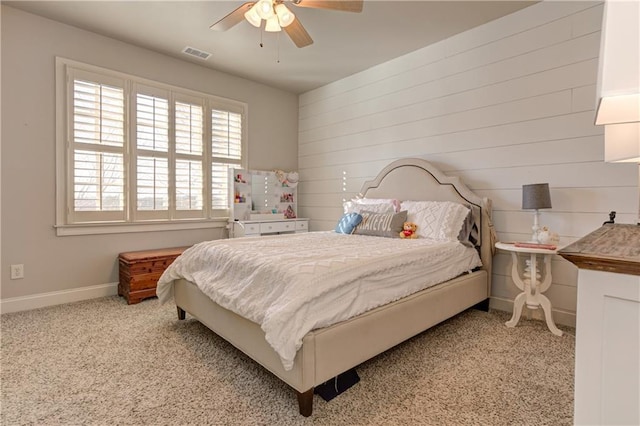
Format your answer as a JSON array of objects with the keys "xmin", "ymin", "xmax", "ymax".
[{"xmin": 182, "ymin": 46, "xmax": 211, "ymax": 60}]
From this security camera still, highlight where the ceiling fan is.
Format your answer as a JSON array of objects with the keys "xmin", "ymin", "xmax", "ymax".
[{"xmin": 210, "ymin": 0, "xmax": 364, "ymax": 48}]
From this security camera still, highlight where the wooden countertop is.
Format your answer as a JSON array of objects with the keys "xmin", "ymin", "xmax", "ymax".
[{"xmin": 558, "ymin": 224, "xmax": 640, "ymax": 276}]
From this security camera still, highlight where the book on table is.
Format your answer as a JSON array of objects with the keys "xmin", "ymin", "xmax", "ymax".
[{"xmin": 513, "ymin": 242, "xmax": 557, "ymax": 250}]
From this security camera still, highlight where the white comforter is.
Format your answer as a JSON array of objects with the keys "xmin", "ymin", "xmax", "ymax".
[{"xmin": 157, "ymin": 231, "xmax": 482, "ymax": 370}]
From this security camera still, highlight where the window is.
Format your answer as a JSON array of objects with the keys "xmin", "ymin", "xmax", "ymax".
[{"xmin": 56, "ymin": 59, "xmax": 246, "ymax": 235}]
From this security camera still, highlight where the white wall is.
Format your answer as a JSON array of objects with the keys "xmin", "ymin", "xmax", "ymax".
[
  {"xmin": 296, "ymin": 1, "xmax": 638, "ymax": 326},
  {"xmin": 0, "ymin": 6, "xmax": 299, "ymax": 307}
]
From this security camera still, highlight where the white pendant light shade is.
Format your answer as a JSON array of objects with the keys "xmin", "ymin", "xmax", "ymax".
[
  {"xmin": 255, "ymin": 0, "xmax": 274, "ymax": 20},
  {"xmin": 595, "ymin": 1, "xmax": 640, "ymax": 165},
  {"xmin": 275, "ymin": 4, "xmax": 295, "ymax": 27},
  {"xmin": 265, "ymin": 15, "xmax": 281, "ymax": 32},
  {"xmin": 596, "ymin": 93, "xmax": 640, "ymax": 125},
  {"xmin": 604, "ymin": 122, "xmax": 640, "ymax": 163},
  {"xmin": 244, "ymin": 4, "xmax": 262, "ymax": 28}
]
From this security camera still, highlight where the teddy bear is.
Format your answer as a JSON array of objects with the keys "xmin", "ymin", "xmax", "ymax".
[
  {"xmin": 536, "ymin": 226, "xmax": 559, "ymax": 245},
  {"xmin": 400, "ymin": 222, "xmax": 418, "ymax": 239}
]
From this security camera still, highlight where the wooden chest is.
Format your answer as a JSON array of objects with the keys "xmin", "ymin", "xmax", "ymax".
[{"xmin": 118, "ymin": 246, "xmax": 189, "ymax": 304}]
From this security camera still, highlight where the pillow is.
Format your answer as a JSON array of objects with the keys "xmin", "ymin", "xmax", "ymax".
[
  {"xmin": 353, "ymin": 198, "xmax": 400, "ymax": 210},
  {"xmin": 400, "ymin": 201, "xmax": 470, "ymax": 242},
  {"xmin": 457, "ymin": 209, "xmax": 475, "ymax": 246},
  {"xmin": 335, "ymin": 213, "xmax": 363, "ymax": 234},
  {"xmin": 353, "ymin": 210, "xmax": 407, "ymax": 238},
  {"xmin": 343, "ymin": 198, "xmax": 400, "ymax": 214},
  {"xmin": 345, "ymin": 202, "xmax": 396, "ymax": 215}
]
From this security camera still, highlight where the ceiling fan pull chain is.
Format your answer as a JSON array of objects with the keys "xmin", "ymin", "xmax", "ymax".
[
  {"xmin": 260, "ymin": 24, "xmax": 264, "ymax": 48},
  {"xmin": 277, "ymin": 31, "xmax": 281, "ymax": 63}
]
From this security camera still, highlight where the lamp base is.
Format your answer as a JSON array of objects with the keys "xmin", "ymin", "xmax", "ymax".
[{"xmin": 530, "ymin": 209, "xmax": 541, "ymax": 243}]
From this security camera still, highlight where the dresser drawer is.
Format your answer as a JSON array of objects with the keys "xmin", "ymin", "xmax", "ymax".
[
  {"xmin": 243, "ymin": 223, "xmax": 260, "ymax": 235},
  {"xmin": 260, "ymin": 221, "xmax": 295, "ymax": 234},
  {"xmin": 231, "ymin": 219, "xmax": 307, "ymax": 238}
]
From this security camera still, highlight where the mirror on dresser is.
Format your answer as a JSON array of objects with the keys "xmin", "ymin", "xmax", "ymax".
[
  {"xmin": 229, "ymin": 168, "xmax": 308, "ymax": 238},
  {"xmin": 250, "ymin": 171, "xmax": 281, "ymax": 214}
]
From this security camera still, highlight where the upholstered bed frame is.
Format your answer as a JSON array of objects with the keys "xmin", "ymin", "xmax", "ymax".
[{"xmin": 172, "ymin": 158, "xmax": 494, "ymax": 416}]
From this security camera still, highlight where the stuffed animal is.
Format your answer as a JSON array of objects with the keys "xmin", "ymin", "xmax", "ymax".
[
  {"xmin": 400, "ymin": 222, "xmax": 418, "ymax": 239},
  {"xmin": 284, "ymin": 204, "xmax": 296, "ymax": 219}
]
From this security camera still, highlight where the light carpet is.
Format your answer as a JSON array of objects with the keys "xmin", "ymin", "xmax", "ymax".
[{"xmin": 0, "ymin": 296, "xmax": 575, "ymax": 425}]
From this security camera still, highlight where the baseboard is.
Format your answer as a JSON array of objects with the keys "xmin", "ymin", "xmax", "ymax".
[
  {"xmin": 0, "ymin": 282, "xmax": 119, "ymax": 314},
  {"xmin": 1, "ymin": 286, "xmax": 577, "ymax": 329},
  {"xmin": 490, "ymin": 296, "xmax": 576, "ymax": 329}
]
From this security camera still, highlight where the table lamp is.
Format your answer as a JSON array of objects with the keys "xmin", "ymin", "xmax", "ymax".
[{"xmin": 522, "ymin": 183, "xmax": 552, "ymax": 243}]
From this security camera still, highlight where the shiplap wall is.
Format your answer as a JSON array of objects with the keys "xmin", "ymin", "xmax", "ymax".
[{"xmin": 296, "ymin": 1, "xmax": 638, "ymax": 326}]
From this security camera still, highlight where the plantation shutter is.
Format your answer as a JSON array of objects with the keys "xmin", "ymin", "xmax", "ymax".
[
  {"xmin": 134, "ymin": 85, "xmax": 170, "ymax": 220},
  {"xmin": 174, "ymin": 96, "xmax": 205, "ymax": 218},
  {"xmin": 69, "ymin": 70, "xmax": 126, "ymax": 223},
  {"xmin": 61, "ymin": 60, "xmax": 247, "ymax": 228},
  {"xmin": 211, "ymin": 108, "xmax": 242, "ymax": 212}
]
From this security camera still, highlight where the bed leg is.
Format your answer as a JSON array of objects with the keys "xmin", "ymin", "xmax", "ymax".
[
  {"xmin": 177, "ymin": 306, "xmax": 186, "ymax": 320},
  {"xmin": 472, "ymin": 298, "xmax": 490, "ymax": 312},
  {"xmin": 296, "ymin": 389, "xmax": 313, "ymax": 417}
]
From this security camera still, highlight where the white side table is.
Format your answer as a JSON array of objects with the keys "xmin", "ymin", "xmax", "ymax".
[{"xmin": 495, "ymin": 242, "xmax": 563, "ymax": 336}]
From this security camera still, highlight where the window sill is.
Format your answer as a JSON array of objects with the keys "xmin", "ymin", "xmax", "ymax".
[{"xmin": 54, "ymin": 218, "xmax": 229, "ymax": 236}]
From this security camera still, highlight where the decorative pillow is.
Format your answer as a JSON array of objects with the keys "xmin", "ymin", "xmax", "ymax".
[
  {"xmin": 400, "ymin": 201, "xmax": 470, "ymax": 242},
  {"xmin": 457, "ymin": 209, "xmax": 475, "ymax": 246},
  {"xmin": 334, "ymin": 212, "xmax": 363, "ymax": 234},
  {"xmin": 343, "ymin": 198, "xmax": 400, "ymax": 214},
  {"xmin": 353, "ymin": 210, "xmax": 407, "ymax": 238}
]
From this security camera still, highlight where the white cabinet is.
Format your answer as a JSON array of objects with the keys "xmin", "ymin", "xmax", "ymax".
[
  {"xmin": 229, "ymin": 168, "xmax": 298, "ymax": 221},
  {"xmin": 558, "ymin": 224, "xmax": 640, "ymax": 425},
  {"xmin": 573, "ymin": 269, "xmax": 640, "ymax": 425},
  {"xmin": 228, "ymin": 168, "xmax": 306, "ymax": 238},
  {"xmin": 229, "ymin": 170, "xmax": 253, "ymax": 223}
]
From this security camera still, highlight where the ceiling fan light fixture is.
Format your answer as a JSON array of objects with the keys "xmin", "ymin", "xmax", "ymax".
[
  {"xmin": 265, "ymin": 15, "xmax": 281, "ymax": 32},
  {"xmin": 244, "ymin": 4, "xmax": 262, "ymax": 27},
  {"xmin": 275, "ymin": 3, "xmax": 295, "ymax": 27},
  {"xmin": 255, "ymin": 0, "xmax": 275, "ymax": 20}
]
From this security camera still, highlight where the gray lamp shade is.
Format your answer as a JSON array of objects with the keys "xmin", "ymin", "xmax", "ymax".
[{"xmin": 522, "ymin": 183, "xmax": 552, "ymax": 210}]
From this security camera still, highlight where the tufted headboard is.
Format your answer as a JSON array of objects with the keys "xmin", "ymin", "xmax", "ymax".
[{"xmin": 359, "ymin": 158, "xmax": 495, "ymax": 293}]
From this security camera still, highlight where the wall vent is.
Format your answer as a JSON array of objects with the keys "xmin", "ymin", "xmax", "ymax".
[{"xmin": 182, "ymin": 46, "xmax": 211, "ymax": 60}]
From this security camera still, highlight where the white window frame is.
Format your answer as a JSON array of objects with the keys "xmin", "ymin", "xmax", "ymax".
[{"xmin": 55, "ymin": 58, "xmax": 247, "ymax": 236}]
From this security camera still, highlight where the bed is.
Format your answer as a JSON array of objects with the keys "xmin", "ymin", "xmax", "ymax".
[{"xmin": 157, "ymin": 157, "xmax": 495, "ymax": 416}]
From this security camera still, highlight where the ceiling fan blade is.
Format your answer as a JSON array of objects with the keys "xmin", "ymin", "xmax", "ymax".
[
  {"xmin": 210, "ymin": 2, "xmax": 255, "ymax": 31},
  {"xmin": 283, "ymin": 18, "xmax": 314, "ymax": 48},
  {"xmin": 292, "ymin": 0, "xmax": 363, "ymax": 13}
]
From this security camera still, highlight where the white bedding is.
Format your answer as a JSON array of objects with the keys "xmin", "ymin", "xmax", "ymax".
[{"xmin": 157, "ymin": 231, "xmax": 482, "ymax": 370}]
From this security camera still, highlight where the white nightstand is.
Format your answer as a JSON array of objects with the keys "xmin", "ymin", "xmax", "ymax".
[{"xmin": 495, "ymin": 242, "xmax": 562, "ymax": 336}]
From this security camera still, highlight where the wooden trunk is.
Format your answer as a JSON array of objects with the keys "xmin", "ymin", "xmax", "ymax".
[{"xmin": 118, "ymin": 246, "xmax": 189, "ymax": 304}]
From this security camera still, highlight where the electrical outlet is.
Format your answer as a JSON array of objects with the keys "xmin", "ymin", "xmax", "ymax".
[{"xmin": 10, "ymin": 264, "xmax": 24, "ymax": 280}]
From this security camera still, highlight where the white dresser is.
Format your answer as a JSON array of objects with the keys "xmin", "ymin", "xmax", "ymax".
[
  {"xmin": 230, "ymin": 218, "xmax": 309, "ymax": 238},
  {"xmin": 573, "ymin": 269, "xmax": 639, "ymax": 425},
  {"xmin": 559, "ymin": 224, "xmax": 640, "ymax": 425},
  {"xmin": 228, "ymin": 168, "xmax": 305, "ymax": 238}
]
